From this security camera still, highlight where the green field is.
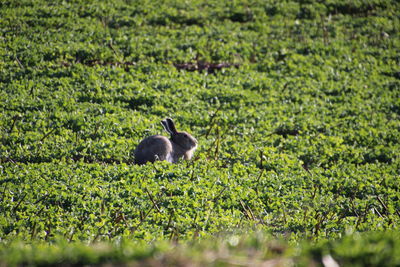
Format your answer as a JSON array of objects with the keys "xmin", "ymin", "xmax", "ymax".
[{"xmin": 1, "ymin": 0, "xmax": 400, "ymax": 265}]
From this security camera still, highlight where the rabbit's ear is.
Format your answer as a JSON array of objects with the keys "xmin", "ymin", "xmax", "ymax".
[
  {"xmin": 161, "ymin": 119, "xmax": 173, "ymax": 135},
  {"xmin": 166, "ymin": 118, "xmax": 178, "ymax": 134}
]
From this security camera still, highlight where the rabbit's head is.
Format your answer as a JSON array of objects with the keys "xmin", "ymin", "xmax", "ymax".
[{"xmin": 161, "ymin": 118, "xmax": 198, "ymax": 150}]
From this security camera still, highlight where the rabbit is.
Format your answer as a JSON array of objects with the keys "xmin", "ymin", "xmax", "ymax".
[{"xmin": 134, "ymin": 118, "xmax": 198, "ymax": 165}]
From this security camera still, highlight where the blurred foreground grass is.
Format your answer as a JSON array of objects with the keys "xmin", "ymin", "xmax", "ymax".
[{"xmin": 1, "ymin": 231, "xmax": 400, "ymax": 266}]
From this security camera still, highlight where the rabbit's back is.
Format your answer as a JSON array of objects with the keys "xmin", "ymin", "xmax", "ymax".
[{"xmin": 134, "ymin": 135, "xmax": 173, "ymax": 164}]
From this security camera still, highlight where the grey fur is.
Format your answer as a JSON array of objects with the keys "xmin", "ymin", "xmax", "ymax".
[{"xmin": 134, "ymin": 118, "xmax": 198, "ymax": 165}]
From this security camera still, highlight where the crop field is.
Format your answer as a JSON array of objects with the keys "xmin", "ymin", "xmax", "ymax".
[{"xmin": 1, "ymin": 0, "xmax": 400, "ymax": 265}]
